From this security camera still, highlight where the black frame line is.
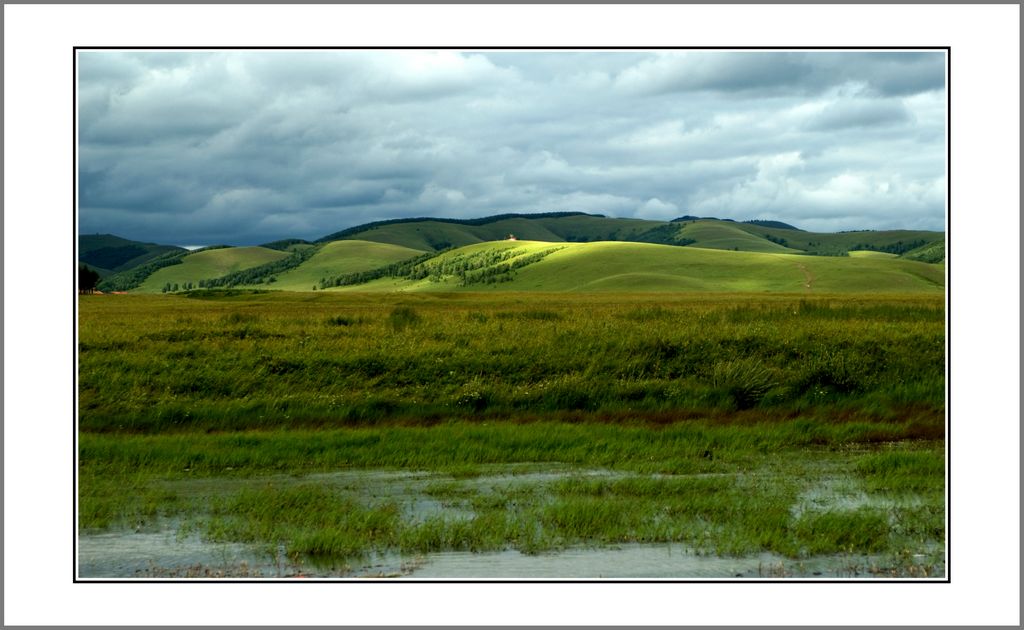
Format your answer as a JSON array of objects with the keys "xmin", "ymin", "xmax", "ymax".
[{"xmin": 73, "ymin": 45, "xmax": 952, "ymax": 585}]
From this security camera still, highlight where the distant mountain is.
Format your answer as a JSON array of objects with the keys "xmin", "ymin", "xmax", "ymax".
[
  {"xmin": 671, "ymin": 216, "xmax": 802, "ymax": 231},
  {"xmin": 317, "ymin": 213, "xmax": 941, "ymax": 258},
  {"xmin": 742, "ymin": 219, "xmax": 803, "ymax": 230},
  {"xmin": 79, "ymin": 234, "xmax": 185, "ymax": 276},
  {"xmin": 316, "ymin": 212, "xmax": 661, "ymax": 251}
]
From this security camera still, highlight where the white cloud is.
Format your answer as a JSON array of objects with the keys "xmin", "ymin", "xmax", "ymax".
[
  {"xmin": 636, "ymin": 198, "xmax": 679, "ymax": 220},
  {"xmin": 419, "ymin": 183, "xmax": 467, "ymax": 207}
]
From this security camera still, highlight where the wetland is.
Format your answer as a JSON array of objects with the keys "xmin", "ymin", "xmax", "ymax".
[{"xmin": 78, "ymin": 291, "xmax": 946, "ymax": 578}]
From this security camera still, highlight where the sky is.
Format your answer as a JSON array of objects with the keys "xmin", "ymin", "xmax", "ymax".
[{"xmin": 77, "ymin": 50, "xmax": 947, "ymax": 246}]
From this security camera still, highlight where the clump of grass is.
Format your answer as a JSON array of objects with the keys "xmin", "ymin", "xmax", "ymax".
[
  {"xmin": 78, "ymin": 476, "xmax": 183, "ymax": 530},
  {"xmin": 325, "ymin": 315, "xmax": 355, "ymax": 327},
  {"xmin": 387, "ymin": 305, "xmax": 422, "ymax": 331},
  {"xmin": 793, "ymin": 509, "xmax": 891, "ymax": 554},
  {"xmin": 398, "ymin": 512, "xmax": 512, "ymax": 553},
  {"xmin": 541, "ymin": 497, "xmax": 640, "ymax": 542},
  {"xmin": 220, "ymin": 311, "xmax": 260, "ymax": 325},
  {"xmin": 855, "ymin": 450, "xmax": 945, "ymax": 493},
  {"xmin": 711, "ymin": 359, "xmax": 777, "ymax": 409},
  {"xmin": 621, "ymin": 305, "xmax": 676, "ymax": 322},
  {"xmin": 494, "ymin": 309, "xmax": 561, "ymax": 321},
  {"xmin": 205, "ymin": 484, "xmax": 401, "ymax": 561}
]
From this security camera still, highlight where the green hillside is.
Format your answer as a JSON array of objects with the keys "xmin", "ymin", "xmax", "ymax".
[
  {"xmin": 848, "ymin": 250, "xmax": 898, "ymax": 259},
  {"xmin": 902, "ymin": 240, "xmax": 946, "ymax": 264},
  {"xmin": 675, "ymin": 220, "xmax": 804, "ymax": 253},
  {"xmin": 139, "ymin": 246, "xmax": 290, "ymax": 292},
  {"xmin": 79, "ymin": 234, "xmax": 185, "ymax": 274},
  {"xmin": 731, "ymin": 223, "xmax": 944, "ymax": 257},
  {"xmin": 322, "ymin": 240, "xmax": 944, "ymax": 294},
  {"xmin": 336, "ymin": 220, "xmax": 487, "ymax": 251},
  {"xmin": 267, "ymin": 240, "xmax": 426, "ymax": 291}
]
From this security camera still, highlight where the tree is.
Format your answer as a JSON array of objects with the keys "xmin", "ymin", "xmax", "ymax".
[{"xmin": 79, "ymin": 265, "xmax": 101, "ymax": 293}]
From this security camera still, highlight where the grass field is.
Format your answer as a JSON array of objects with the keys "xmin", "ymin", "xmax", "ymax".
[{"xmin": 78, "ymin": 289, "xmax": 945, "ymax": 576}]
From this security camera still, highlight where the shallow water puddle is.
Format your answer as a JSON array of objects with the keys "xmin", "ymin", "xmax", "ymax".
[
  {"xmin": 79, "ymin": 530, "xmax": 942, "ymax": 579},
  {"xmin": 406, "ymin": 545, "xmax": 905, "ymax": 579},
  {"xmin": 78, "ymin": 465, "xmax": 944, "ymax": 579}
]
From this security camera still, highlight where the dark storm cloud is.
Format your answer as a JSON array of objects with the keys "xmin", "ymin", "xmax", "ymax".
[{"xmin": 78, "ymin": 50, "xmax": 946, "ymax": 245}]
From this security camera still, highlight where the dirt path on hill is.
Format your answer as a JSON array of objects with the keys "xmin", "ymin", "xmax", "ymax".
[{"xmin": 796, "ymin": 263, "xmax": 814, "ymax": 290}]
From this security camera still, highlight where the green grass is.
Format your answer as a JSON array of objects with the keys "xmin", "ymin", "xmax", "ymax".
[
  {"xmin": 678, "ymin": 220, "xmax": 805, "ymax": 253},
  {"xmin": 848, "ymin": 250, "xmax": 899, "ymax": 259},
  {"xmin": 78, "ymin": 289, "xmax": 945, "ymax": 574},
  {"xmin": 139, "ymin": 247, "xmax": 290, "ymax": 292},
  {"xmin": 855, "ymin": 450, "xmax": 946, "ymax": 493},
  {"xmin": 78, "ymin": 291, "xmax": 944, "ymax": 432}
]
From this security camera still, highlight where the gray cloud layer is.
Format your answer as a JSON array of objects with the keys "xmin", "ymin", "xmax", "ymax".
[{"xmin": 78, "ymin": 50, "xmax": 946, "ymax": 245}]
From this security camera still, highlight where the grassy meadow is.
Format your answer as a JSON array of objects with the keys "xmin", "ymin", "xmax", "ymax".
[{"xmin": 78, "ymin": 290, "xmax": 946, "ymax": 577}]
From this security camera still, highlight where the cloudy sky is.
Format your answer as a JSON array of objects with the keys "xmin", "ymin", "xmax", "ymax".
[{"xmin": 78, "ymin": 50, "xmax": 946, "ymax": 246}]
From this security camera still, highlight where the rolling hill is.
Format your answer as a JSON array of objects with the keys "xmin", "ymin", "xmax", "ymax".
[
  {"xmin": 139, "ymin": 246, "xmax": 291, "ymax": 292},
  {"xmin": 729, "ymin": 222, "xmax": 944, "ymax": 257},
  {"xmin": 266, "ymin": 240, "xmax": 426, "ymax": 292},
  {"xmin": 79, "ymin": 234, "xmax": 185, "ymax": 276},
  {"xmin": 318, "ymin": 240, "xmax": 945, "ymax": 294},
  {"xmin": 318, "ymin": 213, "xmax": 663, "ymax": 251},
  {"xmin": 673, "ymin": 220, "xmax": 804, "ymax": 253},
  {"xmin": 318, "ymin": 213, "xmax": 944, "ymax": 259},
  {"xmin": 85, "ymin": 213, "xmax": 945, "ymax": 294}
]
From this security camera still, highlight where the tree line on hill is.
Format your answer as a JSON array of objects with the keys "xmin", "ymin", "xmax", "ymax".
[
  {"xmin": 196, "ymin": 246, "xmax": 320, "ymax": 289},
  {"xmin": 96, "ymin": 246, "xmax": 231, "ymax": 292},
  {"xmin": 315, "ymin": 246, "xmax": 565, "ymax": 290}
]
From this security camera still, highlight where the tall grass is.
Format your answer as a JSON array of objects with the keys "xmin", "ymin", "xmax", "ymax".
[{"xmin": 78, "ymin": 292, "xmax": 945, "ymax": 433}]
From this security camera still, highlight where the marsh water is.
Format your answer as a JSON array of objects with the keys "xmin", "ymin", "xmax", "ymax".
[
  {"xmin": 78, "ymin": 466, "xmax": 945, "ymax": 579},
  {"xmin": 80, "ymin": 532, "xmax": 933, "ymax": 579}
]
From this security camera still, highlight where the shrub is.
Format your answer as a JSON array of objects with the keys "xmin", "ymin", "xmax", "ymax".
[{"xmin": 388, "ymin": 306, "xmax": 422, "ymax": 331}]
